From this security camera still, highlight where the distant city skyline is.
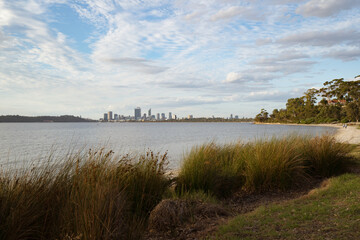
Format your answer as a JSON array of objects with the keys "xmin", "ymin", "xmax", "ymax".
[
  {"xmin": 101, "ymin": 107, "xmax": 241, "ymax": 121},
  {"xmin": 1, "ymin": 1, "xmax": 360, "ymax": 119}
]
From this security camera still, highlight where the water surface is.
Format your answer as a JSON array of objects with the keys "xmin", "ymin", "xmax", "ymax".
[{"xmin": 0, "ymin": 122, "xmax": 336, "ymax": 169}]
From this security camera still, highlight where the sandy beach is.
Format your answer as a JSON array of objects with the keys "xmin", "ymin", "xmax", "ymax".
[
  {"xmin": 289, "ymin": 123, "xmax": 360, "ymax": 145},
  {"xmin": 254, "ymin": 122, "xmax": 360, "ymax": 145},
  {"xmin": 334, "ymin": 124, "xmax": 360, "ymax": 144}
]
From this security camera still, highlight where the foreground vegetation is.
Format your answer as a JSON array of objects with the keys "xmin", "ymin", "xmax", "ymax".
[
  {"xmin": 0, "ymin": 135, "xmax": 358, "ymax": 239},
  {"xmin": 176, "ymin": 135, "xmax": 355, "ymax": 198},
  {"xmin": 255, "ymin": 75, "xmax": 360, "ymax": 124},
  {"xmin": 0, "ymin": 150, "xmax": 169, "ymax": 240},
  {"xmin": 216, "ymin": 173, "xmax": 360, "ymax": 240}
]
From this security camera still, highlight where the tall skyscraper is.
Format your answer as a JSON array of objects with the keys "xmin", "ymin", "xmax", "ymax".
[
  {"xmin": 114, "ymin": 114, "xmax": 118, "ymax": 120},
  {"xmin": 103, "ymin": 113, "xmax": 108, "ymax": 121},
  {"xmin": 148, "ymin": 109, "xmax": 151, "ymax": 119},
  {"xmin": 157, "ymin": 113, "xmax": 160, "ymax": 120},
  {"xmin": 161, "ymin": 113, "xmax": 166, "ymax": 120},
  {"xmin": 169, "ymin": 112, "xmax": 172, "ymax": 120},
  {"xmin": 134, "ymin": 107, "xmax": 141, "ymax": 120},
  {"xmin": 108, "ymin": 111, "xmax": 113, "ymax": 121}
]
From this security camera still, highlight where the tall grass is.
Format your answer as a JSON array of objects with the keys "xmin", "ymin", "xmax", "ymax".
[
  {"xmin": 242, "ymin": 136, "xmax": 307, "ymax": 191},
  {"xmin": 301, "ymin": 135, "xmax": 354, "ymax": 177},
  {"xmin": 0, "ymin": 135, "xmax": 355, "ymax": 239},
  {"xmin": 175, "ymin": 142, "xmax": 245, "ymax": 198},
  {"xmin": 176, "ymin": 135, "xmax": 355, "ymax": 197},
  {"xmin": 0, "ymin": 148, "xmax": 169, "ymax": 240}
]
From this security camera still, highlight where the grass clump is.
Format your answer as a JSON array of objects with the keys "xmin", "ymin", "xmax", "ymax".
[
  {"xmin": 176, "ymin": 142, "xmax": 245, "ymax": 198},
  {"xmin": 176, "ymin": 135, "xmax": 355, "ymax": 198},
  {"xmin": 242, "ymin": 136, "xmax": 307, "ymax": 192},
  {"xmin": 0, "ymin": 148, "xmax": 169, "ymax": 240},
  {"xmin": 301, "ymin": 135, "xmax": 355, "ymax": 177}
]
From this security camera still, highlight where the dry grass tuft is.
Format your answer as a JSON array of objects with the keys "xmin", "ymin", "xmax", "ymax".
[
  {"xmin": 176, "ymin": 135, "xmax": 355, "ymax": 198},
  {"xmin": 0, "ymin": 148, "xmax": 169, "ymax": 240}
]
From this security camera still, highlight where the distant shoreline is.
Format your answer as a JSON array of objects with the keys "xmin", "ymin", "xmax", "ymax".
[
  {"xmin": 253, "ymin": 122, "xmax": 341, "ymax": 128},
  {"xmin": 0, "ymin": 115, "xmax": 96, "ymax": 123}
]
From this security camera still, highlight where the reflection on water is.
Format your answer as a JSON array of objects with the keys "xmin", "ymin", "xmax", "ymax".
[{"xmin": 0, "ymin": 122, "xmax": 336, "ymax": 169}]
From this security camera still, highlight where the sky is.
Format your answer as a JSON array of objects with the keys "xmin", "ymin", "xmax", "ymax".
[{"xmin": 0, "ymin": 0, "xmax": 360, "ymax": 119}]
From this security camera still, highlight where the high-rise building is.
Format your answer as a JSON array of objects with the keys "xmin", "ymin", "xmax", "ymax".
[
  {"xmin": 230, "ymin": 114, "xmax": 233, "ymax": 119},
  {"xmin": 108, "ymin": 111, "xmax": 113, "ymax": 121},
  {"xmin": 148, "ymin": 109, "xmax": 151, "ymax": 119},
  {"xmin": 169, "ymin": 112, "xmax": 172, "ymax": 120},
  {"xmin": 134, "ymin": 107, "xmax": 141, "ymax": 120},
  {"xmin": 188, "ymin": 115, "xmax": 193, "ymax": 119},
  {"xmin": 103, "ymin": 113, "xmax": 108, "ymax": 121},
  {"xmin": 157, "ymin": 113, "xmax": 160, "ymax": 120},
  {"xmin": 114, "ymin": 114, "xmax": 118, "ymax": 120},
  {"xmin": 161, "ymin": 113, "xmax": 166, "ymax": 120}
]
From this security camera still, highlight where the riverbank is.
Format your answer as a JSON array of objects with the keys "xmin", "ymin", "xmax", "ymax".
[
  {"xmin": 0, "ymin": 134, "xmax": 358, "ymax": 239},
  {"xmin": 253, "ymin": 122, "xmax": 360, "ymax": 144},
  {"xmin": 334, "ymin": 124, "xmax": 360, "ymax": 144}
]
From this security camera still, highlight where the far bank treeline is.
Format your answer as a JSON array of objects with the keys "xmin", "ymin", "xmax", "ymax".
[
  {"xmin": 255, "ymin": 75, "xmax": 360, "ymax": 124},
  {"xmin": 0, "ymin": 115, "xmax": 95, "ymax": 123}
]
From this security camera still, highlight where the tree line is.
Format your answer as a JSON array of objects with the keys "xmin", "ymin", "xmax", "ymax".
[
  {"xmin": 255, "ymin": 75, "xmax": 360, "ymax": 124},
  {"xmin": 0, "ymin": 115, "xmax": 95, "ymax": 122}
]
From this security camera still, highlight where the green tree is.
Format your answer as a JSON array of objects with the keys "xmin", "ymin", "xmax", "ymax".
[
  {"xmin": 286, "ymin": 98, "xmax": 305, "ymax": 121},
  {"xmin": 346, "ymin": 102, "xmax": 360, "ymax": 122},
  {"xmin": 255, "ymin": 109, "xmax": 269, "ymax": 122},
  {"xmin": 320, "ymin": 77, "xmax": 360, "ymax": 122},
  {"xmin": 303, "ymin": 88, "xmax": 318, "ymax": 118}
]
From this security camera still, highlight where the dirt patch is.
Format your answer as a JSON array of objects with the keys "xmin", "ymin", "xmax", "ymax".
[
  {"xmin": 145, "ymin": 179, "xmax": 326, "ymax": 240},
  {"xmin": 147, "ymin": 199, "xmax": 230, "ymax": 240}
]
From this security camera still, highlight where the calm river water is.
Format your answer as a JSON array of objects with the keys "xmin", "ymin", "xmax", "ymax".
[{"xmin": 0, "ymin": 122, "xmax": 336, "ymax": 169}]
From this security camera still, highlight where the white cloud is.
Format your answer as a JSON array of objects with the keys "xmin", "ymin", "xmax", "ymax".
[
  {"xmin": 224, "ymin": 72, "xmax": 276, "ymax": 84},
  {"xmin": 322, "ymin": 47, "xmax": 360, "ymax": 62},
  {"xmin": 0, "ymin": 1, "xmax": 14, "ymax": 26},
  {"xmin": 211, "ymin": 5, "xmax": 263, "ymax": 22},
  {"xmin": 1, "ymin": 0, "xmax": 360, "ymax": 118},
  {"xmin": 278, "ymin": 28, "xmax": 360, "ymax": 47},
  {"xmin": 296, "ymin": 0, "xmax": 360, "ymax": 17}
]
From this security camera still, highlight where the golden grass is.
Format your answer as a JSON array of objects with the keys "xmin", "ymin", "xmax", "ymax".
[
  {"xmin": 176, "ymin": 135, "xmax": 355, "ymax": 197},
  {"xmin": 0, "ymin": 148, "xmax": 169, "ymax": 240}
]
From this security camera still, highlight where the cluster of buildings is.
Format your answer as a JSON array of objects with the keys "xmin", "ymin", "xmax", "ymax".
[
  {"xmin": 101, "ymin": 107, "xmax": 180, "ymax": 122},
  {"xmin": 100, "ymin": 107, "xmax": 242, "ymax": 122}
]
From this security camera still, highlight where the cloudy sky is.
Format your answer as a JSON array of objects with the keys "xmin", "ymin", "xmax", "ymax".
[{"xmin": 1, "ymin": 0, "xmax": 360, "ymax": 119}]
